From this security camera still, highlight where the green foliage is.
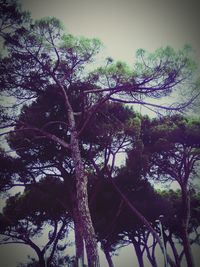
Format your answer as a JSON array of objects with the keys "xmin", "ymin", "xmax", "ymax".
[
  {"xmin": 134, "ymin": 45, "xmax": 197, "ymax": 91},
  {"xmin": 34, "ymin": 16, "xmax": 64, "ymax": 30},
  {"xmin": 0, "ymin": 0, "xmax": 30, "ymax": 35},
  {"xmin": 60, "ymin": 33, "xmax": 102, "ymax": 62},
  {"xmin": 91, "ymin": 60, "xmax": 135, "ymax": 87}
]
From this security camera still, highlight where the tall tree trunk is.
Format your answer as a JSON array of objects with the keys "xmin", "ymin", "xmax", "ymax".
[
  {"xmin": 61, "ymin": 167, "xmax": 85, "ymax": 266},
  {"xmin": 73, "ymin": 201, "xmax": 85, "ymax": 267},
  {"xmin": 71, "ymin": 129, "xmax": 99, "ymax": 267},
  {"xmin": 180, "ymin": 185, "xmax": 194, "ymax": 267},
  {"xmin": 57, "ymin": 82, "xmax": 99, "ymax": 266},
  {"xmin": 104, "ymin": 248, "xmax": 115, "ymax": 267}
]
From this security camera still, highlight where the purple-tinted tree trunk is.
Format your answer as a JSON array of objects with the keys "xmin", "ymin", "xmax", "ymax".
[{"xmin": 180, "ymin": 185, "xmax": 194, "ymax": 267}]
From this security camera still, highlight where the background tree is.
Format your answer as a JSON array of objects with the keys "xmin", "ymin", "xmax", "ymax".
[
  {"xmin": 1, "ymin": 111, "xmax": 200, "ymax": 266},
  {"xmin": 0, "ymin": 175, "xmax": 72, "ymax": 267},
  {"xmin": 141, "ymin": 115, "xmax": 200, "ymax": 267},
  {"xmin": 89, "ymin": 140, "xmax": 173, "ymax": 267},
  {"xmin": 150, "ymin": 188, "xmax": 200, "ymax": 267}
]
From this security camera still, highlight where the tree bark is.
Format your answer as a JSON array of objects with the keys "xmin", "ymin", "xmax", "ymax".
[
  {"xmin": 56, "ymin": 81, "xmax": 99, "ymax": 266},
  {"xmin": 61, "ymin": 167, "xmax": 85, "ymax": 266},
  {"xmin": 71, "ymin": 130, "xmax": 99, "ymax": 267},
  {"xmin": 180, "ymin": 185, "xmax": 194, "ymax": 267},
  {"xmin": 73, "ymin": 201, "xmax": 85, "ymax": 267}
]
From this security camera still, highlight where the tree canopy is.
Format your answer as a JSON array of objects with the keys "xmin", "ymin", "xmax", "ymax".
[{"xmin": 0, "ymin": 1, "xmax": 200, "ymax": 267}]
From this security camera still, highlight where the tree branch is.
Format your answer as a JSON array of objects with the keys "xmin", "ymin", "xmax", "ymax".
[{"xmin": 18, "ymin": 122, "xmax": 71, "ymax": 150}]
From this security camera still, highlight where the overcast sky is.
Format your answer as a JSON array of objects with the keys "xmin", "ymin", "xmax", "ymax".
[
  {"xmin": 1, "ymin": 1, "xmax": 200, "ymax": 266},
  {"xmin": 20, "ymin": 0, "xmax": 200, "ymax": 66}
]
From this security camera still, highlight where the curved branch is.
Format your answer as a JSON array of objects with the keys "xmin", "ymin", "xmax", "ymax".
[
  {"xmin": 18, "ymin": 122, "xmax": 71, "ymax": 150},
  {"xmin": 109, "ymin": 94, "xmax": 199, "ymax": 111}
]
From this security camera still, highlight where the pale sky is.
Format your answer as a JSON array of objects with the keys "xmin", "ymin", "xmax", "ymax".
[
  {"xmin": 20, "ymin": 0, "xmax": 200, "ymax": 66},
  {"xmin": 1, "ymin": 0, "xmax": 200, "ymax": 266}
]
